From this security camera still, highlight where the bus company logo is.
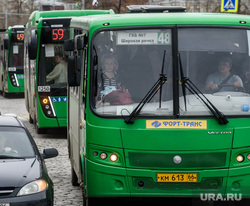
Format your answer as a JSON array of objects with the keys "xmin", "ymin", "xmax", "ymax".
[
  {"xmin": 200, "ymin": 193, "xmax": 242, "ymax": 201},
  {"xmin": 173, "ymin": 155, "xmax": 182, "ymax": 164},
  {"xmin": 151, "ymin": 121, "xmax": 161, "ymax": 128}
]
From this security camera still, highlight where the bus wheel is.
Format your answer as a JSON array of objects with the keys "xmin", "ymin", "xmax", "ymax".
[
  {"xmin": 71, "ymin": 167, "xmax": 79, "ymax": 186},
  {"xmin": 35, "ymin": 122, "xmax": 47, "ymax": 134},
  {"xmin": 3, "ymin": 90, "xmax": 8, "ymax": 97},
  {"xmin": 29, "ymin": 114, "xmax": 34, "ymax": 124}
]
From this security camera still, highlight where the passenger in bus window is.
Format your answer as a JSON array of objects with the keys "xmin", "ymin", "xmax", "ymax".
[
  {"xmin": 46, "ymin": 52, "xmax": 67, "ymax": 84},
  {"xmin": 205, "ymin": 57, "xmax": 243, "ymax": 93},
  {"xmin": 96, "ymin": 54, "xmax": 123, "ymax": 106}
]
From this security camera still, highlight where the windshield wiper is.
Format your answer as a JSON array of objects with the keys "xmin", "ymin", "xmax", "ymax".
[
  {"xmin": 178, "ymin": 53, "xmax": 229, "ymax": 125},
  {"xmin": 0, "ymin": 155, "xmax": 25, "ymax": 159},
  {"xmin": 125, "ymin": 50, "xmax": 167, "ymax": 124}
]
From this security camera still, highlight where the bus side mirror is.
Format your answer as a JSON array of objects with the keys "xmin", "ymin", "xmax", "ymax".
[
  {"xmin": 4, "ymin": 34, "xmax": 9, "ymax": 50},
  {"xmin": 64, "ymin": 38, "xmax": 84, "ymax": 51},
  {"xmin": 64, "ymin": 39, "xmax": 74, "ymax": 51},
  {"xmin": 68, "ymin": 55, "xmax": 81, "ymax": 87},
  {"xmin": 28, "ymin": 30, "xmax": 37, "ymax": 60}
]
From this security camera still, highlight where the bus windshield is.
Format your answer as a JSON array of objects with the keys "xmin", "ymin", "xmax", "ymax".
[
  {"xmin": 9, "ymin": 42, "xmax": 24, "ymax": 69},
  {"xmin": 92, "ymin": 28, "xmax": 250, "ymax": 118},
  {"xmin": 38, "ymin": 26, "xmax": 69, "ymax": 89},
  {"xmin": 38, "ymin": 43, "xmax": 66, "ymax": 89}
]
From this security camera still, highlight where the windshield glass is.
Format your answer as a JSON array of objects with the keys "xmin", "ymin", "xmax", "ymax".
[
  {"xmin": 178, "ymin": 28, "xmax": 250, "ymax": 116},
  {"xmin": 92, "ymin": 29, "xmax": 173, "ymax": 116},
  {"xmin": 38, "ymin": 43, "xmax": 67, "ymax": 89},
  {"xmin": 9, "ymin": 42, "xmax": 24, "ymax": 69},
  {"xmin": 0, "ymin": 127, "xmax": 35, "ymax": 158},
  {"xmin": 92, "ymin": 28, "xmax": 250, "ymax": 117}
]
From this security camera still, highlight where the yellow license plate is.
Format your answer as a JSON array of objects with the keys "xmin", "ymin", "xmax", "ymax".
[{"xmin": 157, "ymin": 173, "xmax": 197, "ymax": 183}]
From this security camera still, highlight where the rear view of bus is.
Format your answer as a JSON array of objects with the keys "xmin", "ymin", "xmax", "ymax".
[{"xmin": 0, "ymin": 25, "xmax": 24, "ymax": 97}]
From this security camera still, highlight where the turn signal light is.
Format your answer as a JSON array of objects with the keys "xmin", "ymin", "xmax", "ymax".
[{"xmin": 42, "ymin": 98, "xmax": 49, "ymax": 104}]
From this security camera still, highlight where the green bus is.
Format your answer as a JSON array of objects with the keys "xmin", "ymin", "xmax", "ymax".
[
  {"xmin": 65, "ymin": 11, "xmax": 250, "ymax": 204},
  {"xmin": 24, "ymin": 10, "xmax": 114, "ymax": 134},
  {"xmin": 0, "ymin": 25, "xmax": 25, "ymax": 97}
]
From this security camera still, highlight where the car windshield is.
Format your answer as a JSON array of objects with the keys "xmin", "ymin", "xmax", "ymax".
[
  {"xmin": 91, "ymin": 28, "xmax": 250, "ymax": 118},
  {"xmin": 0, "ymin": 127, "xmax": 35, "ymax": 158}
]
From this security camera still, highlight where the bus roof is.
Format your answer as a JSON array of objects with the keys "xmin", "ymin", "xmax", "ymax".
[
  {"xmin": 126, "ymin": 5, "xmax": 186, "ymax": 13},
  {"xmin": 26, "ymin": 9, "xmax": 115, "ymax": 28},
  {"xmin": 69, "ymin": 12, "xmax": 250, "ymax": 31}
]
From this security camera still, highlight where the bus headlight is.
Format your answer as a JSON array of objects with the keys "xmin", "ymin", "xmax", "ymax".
[
  {"xmin": 247, "ymin": 154, "xmax": 250, "ymax": 161},
  {"xmin": 100, "ymin": 152, "xmax": 107, "ymax": 160},
  {"xmin": 236, "ymin": 155, "xmax": 244, "ymax": 163},
  {"xmin": 110, "ymin": 154, "xmax": 118, "ymax": 162}
]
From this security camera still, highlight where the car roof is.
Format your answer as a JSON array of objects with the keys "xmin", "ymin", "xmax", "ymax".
[{"xmin": 0, "ymin": 115, "xmax": 24, "ymax": 127}]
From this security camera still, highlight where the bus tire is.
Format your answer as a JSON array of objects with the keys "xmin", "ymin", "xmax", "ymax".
[
  {"xmin": 35, "ymin": 121, "xmax": 47, "ymax": 134},
  {"xmin": 83, "ymin": 193, "xmax": 89, "ymax": 206},
  {"xmin": 29, "ymin": 114, "xmax": 34, "ymax": 124},
  {"xmin": 3, "ymin": 90, "xmax": 8, "ymax": 98},
  {"xmin": 71, "ymin": 167, "xmax": 79, "ymax": 186}
]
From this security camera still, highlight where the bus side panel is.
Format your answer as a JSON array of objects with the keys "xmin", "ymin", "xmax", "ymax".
[{"xmin": 68, "ymin": 88, "xmax": 82, "ymax": 183}]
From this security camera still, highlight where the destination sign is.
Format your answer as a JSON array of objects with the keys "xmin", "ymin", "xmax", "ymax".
[
  {"xmin": 116, "ymin": 30, "xmax": 171, "ymax": 45},
  {"xmin": 146, "ymin": 120, "xmax": 207, "ymax": 129}
]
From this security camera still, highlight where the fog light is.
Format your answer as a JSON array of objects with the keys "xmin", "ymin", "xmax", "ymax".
[
  {"xmin": 100, "ymin": 152, "xmax": 107, "ymax": 160},
  {"xmin": 247, "ymin": 154, "xmax": 250, "ymax": 160},
  {"xmin": 47, "ymin": 111, "xmax": 52, "ymax": 115},
  {"xmin": 110, "ymin": 154, "xmax": 118, "ymax": 162},
  {"xmin": 236, "ymin": 155, "xmax": 244, "ymax": 162}
]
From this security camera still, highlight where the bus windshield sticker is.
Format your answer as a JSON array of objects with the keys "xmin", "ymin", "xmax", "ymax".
[
  {"xmin": 51, "ymin": 24, "xmax": 63, "ymax": 28},
  {"xmin": 13, "ymin": 45, "xmax": 18, "ymax": 54},
  {"xmin": 38, "ymin": 86, "xmax": 50, "ymax": 92},
  {"xmin": 8, "ymin": 67, "xmax": 16, "ymax": 71},
  {"xmin": 146, "ymin": 120, "xmax": 207, "ymax": 129},
  {"xmin": 116, "ymin": 106, "xmax": 134, "ymax": 115},
  {"xmin": 45, "ymin": 44, "xmax": 55, "ymax": 57},
  {"xmin": 116, "ymin": 30, "xmax": 171, "ymax": 45}
]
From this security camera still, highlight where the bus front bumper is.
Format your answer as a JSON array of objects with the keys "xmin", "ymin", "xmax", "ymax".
[{"xmin": 86, "ymin": 159, "xmax": 250, "ymax": 198}]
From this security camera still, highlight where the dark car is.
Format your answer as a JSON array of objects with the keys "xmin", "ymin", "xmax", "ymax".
[{"xmin": 0, "ymin": 115, "xmax": 58, "ymax": 206}]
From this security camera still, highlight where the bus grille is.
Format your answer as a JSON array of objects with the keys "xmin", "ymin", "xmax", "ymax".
[{"xmin": 127, "ymin": 151, "xmax": 227, "ymax": 169}]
